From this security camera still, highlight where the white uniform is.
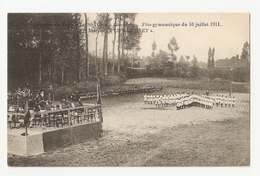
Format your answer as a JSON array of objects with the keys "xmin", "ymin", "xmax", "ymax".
[
  {"xmin": 165, "ymin": 96, "xmax": 169, "ymax": 106},
  {"xmin": 220, "ymin": 96, "xmax": 224, "ymax": 107},
  {"xmin": 144, "ymin": 95, "xmax": 147, "ymax": 104},
  {"xmin": 224, "ymin": 97, "xmax": 228, "ymax": 107},
  {"xmin": 159, "ymin": 96, "xmax": 163, "ymax": 107},
  {"xmin": 148, "ymin": 95, "xmax": 152, "ymax": 104},
  {"xmin": 176, "ymin": 99, "xmax": 181, "ymax": 109},
  {"xmin": 154, "ymin": 96, "xmax": 159, "ymax": 106},
  {"xmin": 215, "ymin": 95, "xmax": 219, "ymax": 106},
  {"xmin": 152, "ymin": 95, "xmax": 155, "ymax": 104},
  {"xmin": 228, "ymin": 97, "xmax": 232, "ymax": 107},
  {"xmin": 169, "ymin": 95, "xmax": 173, "ymax": 106}
]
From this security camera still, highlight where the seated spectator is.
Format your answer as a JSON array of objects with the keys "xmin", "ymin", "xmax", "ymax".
[{"xmin": 78, "ymin": 100, "xmax": 83, "ymax": 106}]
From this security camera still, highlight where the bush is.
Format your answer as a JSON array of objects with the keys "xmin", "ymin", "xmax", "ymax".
[{"xmin": 163, "ymin": 67, "xmax": 174, "ymax": 77}]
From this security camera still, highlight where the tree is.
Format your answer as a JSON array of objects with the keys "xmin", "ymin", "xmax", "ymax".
[
  {"xmin": 104, "ymin": 13, "xmax": 110, "ymax": 75},
  {"xmin": 190, "ymin": 55, "xmax": 200, "ymax": 78},
  {"xmin": 136, "ymin": 46, "xmax": 141, "ymax": 55},
  {"xmin": 123, "ymin": 22, "xmax": 142, "ymax": 68},
  {"xmin": 241, "ymin": 41, "xmax": 250, "ymax": 60},
  {"xmin": 151, "ymin": 49, "xmax": 170, "ymax": 70},
  {"xmin": 8, "ymin": 13, "xmax": 85, "ymax": 87},
  {"xmin": 121, "ymin": 14, "xmax": 126, "ymax": 71},
  {"xmin": 117, "ymin": 14, "xmax": 121, "ymax": 73},
  {"xmin": 8, "ymin": 14, "xmax": 45, "ymax": 85},
  {"xmin": 179, "ymin": 55, "xmax": 185, "ymax": 63},
  {"xmin": 111, "ymin": 14, "xmax": 117, "ymax": 75},
  {"xmin": 120, "ymin": 13, "xmax": 137, "ymax": 72},
  {"xmin": 74, "ymin": 13, "xmax": 84, "ymax": 81},
  {"xmin": 88, "ymin": 19, "xmax": 100, "ymax": 76},
  {"xmin": 178, "ymin": 55, "xmax": 187, "ymax": 78},
  {"xmin": 185, "ymin": 55, "xmax": 190, "ymax": 61},
  {"xmin": 40, "ymin": 13, "xmax": 84, "ymax": 84},
  {"xmin": 191, "ymin": 55, "xmax": 198, "ymax": 66},
  {"xmin": 167, "ymin": 36, "xmax": 179, "ymax": 61},
  {"xmin": 207, "ymin": 47, "xmax": 215, "ymax": 69},
  {"xmin": 84, "ymin": 13, "xmax": 89, "ymax": 78},
  {"xmin": 97, "ymin": 13, "xmax": 112, "ymax": 75},
  {"xmin": 124, "ymin": 22, "xmax": 142, "ymax": 51},
  {"xmin": 151, "ymin": 41, "xmax": 157, "ymax": 57}
]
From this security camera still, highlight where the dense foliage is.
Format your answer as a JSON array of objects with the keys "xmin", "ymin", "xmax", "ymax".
[
  {"xmin": 8, "ymin": 13, "xmax": 250, "ymax": 91},
  {"xmin": 8, "ymin": 13, "xmax": 142, "ymax": 90},
  {"xmin": 127, "ymin": 40, "xmax": 250, "ymax": 83},
  {"xmin": 8, "ymin": 13, "xmax": 85, "ymax": 89}
]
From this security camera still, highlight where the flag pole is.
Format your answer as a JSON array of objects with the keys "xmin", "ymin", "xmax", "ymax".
[
  {"xmin": 96, "ymin": 74, "xmax": 103, "ymax": 123},
  {"xmin": 23, "ymin": 87, "xmax": 30, "ymax": 136},
  {"xmin": 25, "ymin": 98, "xmax": 29, "ymax": 136}
]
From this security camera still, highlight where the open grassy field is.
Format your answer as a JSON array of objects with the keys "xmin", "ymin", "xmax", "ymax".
[{"xmin": 8, "ymin": 78, "xmax": 250, "ymax": 166}]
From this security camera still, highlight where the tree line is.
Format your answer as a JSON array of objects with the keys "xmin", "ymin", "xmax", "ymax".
[
  {"xmin": 127, "ymin": 38, "xmax": 250, "ymax": 83},
  {"xmin": 127, "ymin": 37, "xmax": 202, "ymax": 79},
  {"xmin": 8, "ymin": 13, "xmax": 250, "ymax": 90},
  {"xmin": 8, "ymin": 13, "xmax": 142, "ymax": 89}
]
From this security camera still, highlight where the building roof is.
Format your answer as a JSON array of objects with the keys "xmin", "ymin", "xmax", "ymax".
[{"xmin": 215, "ymin": 56, "xmax": 249, "ymax": 68}]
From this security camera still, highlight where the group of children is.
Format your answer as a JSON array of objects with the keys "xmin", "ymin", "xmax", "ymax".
[{"xmin": 143, "ymin": 93, "xmax": 235, "ymax": 110}]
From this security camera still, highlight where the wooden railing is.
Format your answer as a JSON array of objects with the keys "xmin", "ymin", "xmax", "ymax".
[{"xmin": 7, "ymin": 104, "xmax": 102, "ymax": 129}]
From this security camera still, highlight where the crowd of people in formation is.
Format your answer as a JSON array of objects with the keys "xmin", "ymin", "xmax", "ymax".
[
  {"xmin": 214, "ymin": 94, "xmax": 235, "ymax": 108},
  {"xmin": 72, "ymin": 85, "xmax": 163, "ymax": 101},
  {"xmin": 143, "ymin": 92, "xmax": 235, "ymax": 110}
]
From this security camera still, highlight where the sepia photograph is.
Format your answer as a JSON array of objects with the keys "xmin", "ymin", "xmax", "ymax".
[{"xmin": 7, "ymin": 12, "xmax": 250, "ymax": 167}]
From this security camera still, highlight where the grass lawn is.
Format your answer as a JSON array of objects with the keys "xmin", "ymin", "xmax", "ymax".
[
  {"xmin": 8, "ymin": 115, "xmax": 249, "ymax": 166},
  {"xmin": 8, "ymin": 78, "xmax": 250, "ymax": 166}
]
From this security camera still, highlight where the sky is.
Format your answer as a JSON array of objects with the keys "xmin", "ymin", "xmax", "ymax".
[{"xmin": 86, "ymin": 13, "xmax": 249, "ymax": 63}]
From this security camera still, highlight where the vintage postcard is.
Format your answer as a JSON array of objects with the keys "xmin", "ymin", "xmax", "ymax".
[{"xmin": 7, "ymin": 13, "xmax": 250, "ymax": 169}]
